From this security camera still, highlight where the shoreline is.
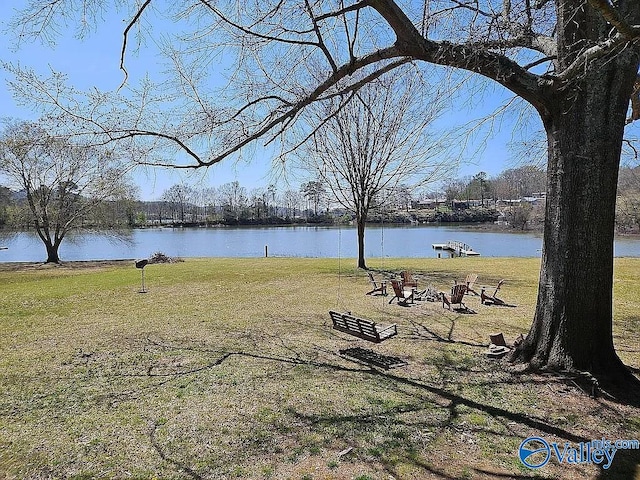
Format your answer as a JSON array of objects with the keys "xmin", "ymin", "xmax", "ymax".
[
  {"xmin": 3, "ymin": 255, "xmax": 640, "ymax": 273},
  {"xmin": 0, "ymin": 259, "xmax": 136, "ymax": 272}
]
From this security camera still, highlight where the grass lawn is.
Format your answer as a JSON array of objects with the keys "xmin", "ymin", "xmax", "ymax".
[{"xmin": 0, "ymin": 257, "xmax": 639, "ymax": 480}]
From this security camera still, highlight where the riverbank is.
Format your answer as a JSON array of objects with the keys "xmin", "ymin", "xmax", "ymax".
[
  {"xmin": 0, "ymin": 258, "xmax": 136, "ymax": 271},
  {"xmin": 1, "ymin": 257, "xmax": 638, "ymax": 479}
]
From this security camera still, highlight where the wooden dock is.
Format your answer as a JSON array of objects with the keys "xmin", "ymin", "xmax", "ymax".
[{"xmin": 432, "ymin": 240, "xmax": 480, "ymax": 257}]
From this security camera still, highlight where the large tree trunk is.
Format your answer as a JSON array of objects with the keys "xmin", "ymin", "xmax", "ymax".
[
  {"xmin": 511, "ymin": 56, "xmax": 639, "ymax": 385},
  {"xmin": 45, "ymin": 241, "xmax": 61, "ymax": 264},
  {"xmin": 356, "ymin": 216, "xmax": 367, "ymax": 269}
]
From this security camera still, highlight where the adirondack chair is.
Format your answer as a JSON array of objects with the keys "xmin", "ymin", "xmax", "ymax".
[
  {"xmin": 462, "ymin": 273, "xmax": 479, "ymax": 296},
  {"xmin": 389, "ymin": 280, "xmax": 415, "ymax": 306},
  {"xmin": 441, "ymin": 283, "xmax": 469, "ymax": 311},
  {"xmin": 400, "ymin": 271, "xmax": 418, "ymax": 289},
  {"xmin": 366, "ymin": 272, "xmax": 387, "ymax": 296},
  {"xmin": 481, "ymin": 280, "xmax": 516, "ymax": 306}
]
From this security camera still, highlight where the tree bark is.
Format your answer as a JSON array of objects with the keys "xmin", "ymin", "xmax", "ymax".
[
  {"xmin": 45, "ymin": 241, "xmax": 61, "ymax": 264},
  {"xmin": 511, "ymin": 53, "xmax": 639, "ymax": 384},
  {"xmin": 356, "ymin": 216, "xmax": 367, "ymax": 269}
]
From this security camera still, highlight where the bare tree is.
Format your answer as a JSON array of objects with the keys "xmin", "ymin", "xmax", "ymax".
[
  {"xmin": 218, "ymin": 181, "xmax": 247, "ymax": 222},
  {"xmin": 266, "ymin": 184, "xmax": 277, "ymax": 217},
  {"xmin": 161, "ymin": 183, "xmax": 195, "ymax": 223},
  {"xmin": 199, "ymin": 186, "xmax": 220, "ymax": 223},
  {"xmin": 6, "ymin": 0, "xmax": 640, "ymax": 387},
  {"xmin": 0, "ymin": 185, "xmax": 11, "ymax": 227},
  {"xmin": 297, "ymin": 70, "xmax": 447, "ymax": 268},
  {"xmin": 506, "ymin": 202, "xmax": 535, "ymax": 231},
  {"xmin": 282, "ymin": 189, "xmax": 303, "ymax": 219},
  {"xmin": 442, "ymin": 179, "xmax": 466, "ymax": 206},
  {"xmin": 249, "ymin": 187, "xmax": 267, "ymax": 220},
  {"xmin": 0, "ymin": 120, "xmax": 134, "ymax": 263},
  {"xmin": 494, "ymin": 166, "xmax": 547, "ymax": 200}
]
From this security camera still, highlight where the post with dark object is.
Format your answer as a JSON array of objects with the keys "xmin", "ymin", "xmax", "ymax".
[
  {"xmin": 265, "ymin": 245, "xmax": 268, "ymax": 258},
  {"xmin": 135, "ymin": 259, "xmax": 149, "ymax": 293}
]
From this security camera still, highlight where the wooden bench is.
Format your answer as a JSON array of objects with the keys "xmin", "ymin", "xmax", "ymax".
[{"xmin": 329, "ymin": 311, "xmax": 397, "ymax": 343}]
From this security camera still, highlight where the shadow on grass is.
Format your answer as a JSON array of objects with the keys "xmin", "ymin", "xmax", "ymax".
[
  {"xmin": 407, "ymin": 318, "xmax": 486, "ymax": 348},
  {"xmin": 149, "ymin": 420, "xmax": 204, "ymax": 480},
  {"xmin": 338, "ymin": 347, "xmax": 408, "ymax": 369},
  {"xmin": 55, "ymin": 333, "xmax": 638, "ymax": 479},
  {"xmin": 285, "ymin": 363, "xmax": 590, "ymax": 478},
  {"xmin": 367, "ymin": 368, "xmax": 590, "ymax": 443},
  {"xmin": 129, "ymin": 335, "xmax": 633, "ymax": 479}
]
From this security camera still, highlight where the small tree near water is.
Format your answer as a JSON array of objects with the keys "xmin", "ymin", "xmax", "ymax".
[
  {"xmin": 0, "ymin": 120, "xmax": 135, "ymax": 263},
  {"xmin": 297, "ymin": 70, "xmax": 447, "ymax": 269}
]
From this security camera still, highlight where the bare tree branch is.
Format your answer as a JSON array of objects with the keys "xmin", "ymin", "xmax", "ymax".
[
  {"xmin": 120, "ymin": 0, "xmax": 153, "ymax": 87},
  {"xmin": 4, "ymin": 0, "xmax": 638, "ymax": 172},
  {"xmin": 168, "ymin": 46, "xmax": 405, "ymax": 168},
  {"xmin": 305, "ymin": 0, "xmax": 338, "ymax": 72},
  {"xmin": 195, "ymin": 0, "xmax": 321, "ymax": 49},
  {"xmin": 367, "ymin": 0, "xmax": 550, "ymax": 107},
  {"xmin": 315, "ymin": 1, "xmax": 370, "ymax": 22}
]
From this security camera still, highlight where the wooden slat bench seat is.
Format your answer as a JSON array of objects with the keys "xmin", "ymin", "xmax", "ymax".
[{"xmin": 329, "ymin": 310, "xmax": 398, "ymax": 343}]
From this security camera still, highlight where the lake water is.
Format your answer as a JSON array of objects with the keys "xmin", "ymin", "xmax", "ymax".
[{"xmin": 1, "ymin": 225, "xmax": 640, "ymax": 262}]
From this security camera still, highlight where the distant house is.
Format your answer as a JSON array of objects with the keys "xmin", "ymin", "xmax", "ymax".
[
  {"xmin": 497, "ymin": 199, "xmax": 522, "ymax": 207},
  {"xmin": 497, "ymin": 193, "xmax": 546, "ymax": 207},
  {"xmin": 452, "ymin": 199, "xmax": 473, "ymax": 210},
  {"xmin": 411, "ymin": 198, "xmax": 447, "ymax": 209},
  {"xmin": 522, "ymin": 196, "xmax": 545, "ymax": 206}
]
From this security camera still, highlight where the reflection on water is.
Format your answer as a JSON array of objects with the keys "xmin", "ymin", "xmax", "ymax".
[{"xmin": 1, "ymin": 225, "xmax": 639, "ymax": 262}]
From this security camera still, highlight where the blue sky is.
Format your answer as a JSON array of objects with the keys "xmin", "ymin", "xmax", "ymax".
[{"xmin": 0, "ymin": 2, "xmax": 541, "ymax": 200}]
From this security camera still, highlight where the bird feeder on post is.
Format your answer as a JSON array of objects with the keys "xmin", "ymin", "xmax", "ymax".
[{"xmin": 135, "ymin": 259, "xmax": 149, "ymax": 293}]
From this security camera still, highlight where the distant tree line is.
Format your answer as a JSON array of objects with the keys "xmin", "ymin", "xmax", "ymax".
[
  {"xmin": 2, "ymin": 165, "xmax": 639, "ymax": 233},
  {"xmin": 141, "ymin": 181, "xmax": 333, "ymax": 226},
  {"xmin": 420, "ymin": 165, "xmax": 639, "ymax": 233},
  {"xmin": 616, "ymin": 165, "xmax": 640, "ymax": 233}
]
